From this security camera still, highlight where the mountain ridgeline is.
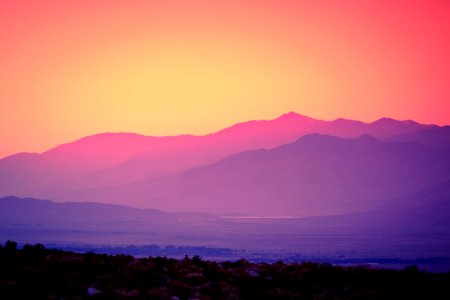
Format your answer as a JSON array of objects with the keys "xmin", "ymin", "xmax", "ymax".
[
  {"xmin": 1, "ymin": 112, "xmax": 450, "ymax": 262},
  {"xmin": 0, "ymin": 112, "xmax": 448, "ymax": 217}
]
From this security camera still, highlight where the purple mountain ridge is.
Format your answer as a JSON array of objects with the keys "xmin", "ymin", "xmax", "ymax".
[
  {"xmin": 58, "ymin": 134, "xmax": 450, "ymax": 216},
  {"xmin": 1, "ymin": 114, "xmax": 449, "ymax": 263},
  {"xmin": 0, "ymin": 113, "xmax": 437, "ymax": 202}
]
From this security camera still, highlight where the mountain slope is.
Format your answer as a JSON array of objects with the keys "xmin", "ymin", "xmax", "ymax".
[
  {"xmin": 0, "ymin": 196, "xmax": 169, "ymax": 224},
  {"xmin": 388, "ymin": 126, "xmax": 450, "ymax": 149},
  {"xmin": 59, "ymin": 134, "xmax": 450, "ymax": 216},
  {"xmin": 0, "ymin": 113, "xmax": 437, "ymax": 200}
]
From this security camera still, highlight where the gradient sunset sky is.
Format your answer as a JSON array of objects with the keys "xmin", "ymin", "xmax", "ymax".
[{"xmin": 1, "ymin": 0, "xmax": 450, "ymax": 158}]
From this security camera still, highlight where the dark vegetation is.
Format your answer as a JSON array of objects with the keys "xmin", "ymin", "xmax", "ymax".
[{"xmin": 1, "ymin": 241, "xmax": 449, "ymax": 300}]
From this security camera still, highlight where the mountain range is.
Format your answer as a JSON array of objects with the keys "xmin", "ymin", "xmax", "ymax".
[
  {"xmin": 1, "ymin": 112, "xmax": 450, "ymax": 261},
  {"xmin": 0, "ymin": 112, "xmax": 449, "ymax": 217}
]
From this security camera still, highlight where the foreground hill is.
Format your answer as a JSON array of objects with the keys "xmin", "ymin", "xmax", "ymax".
[
  {"xmin": 0, "ymin": 241, "xmax": 449, "ymax": 300},
  {"xmin": 0, "ymin": 112, "xmax": 434, "ymax": 200}
]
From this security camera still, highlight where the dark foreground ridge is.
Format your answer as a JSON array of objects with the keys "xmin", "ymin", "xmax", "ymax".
[{"xmin": 1, "ymin": 242, "xmax": 450, "ymax": 300}]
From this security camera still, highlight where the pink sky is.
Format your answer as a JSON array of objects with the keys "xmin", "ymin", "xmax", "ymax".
[{"xmin": 1, "ymin": 0, "xmax": 450, "ymax": 158}]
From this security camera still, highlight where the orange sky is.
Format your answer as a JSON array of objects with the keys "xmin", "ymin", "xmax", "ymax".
[{"xmin": 1, "ymin": 0, "xmax": 450, "ymax": 158}]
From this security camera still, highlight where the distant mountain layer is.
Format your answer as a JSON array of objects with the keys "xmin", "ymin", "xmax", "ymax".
[
  {"xmin": 1, "ymin": 189, "xmax": 449, "ymax": 258},
  {"xmin": 60, "ymin": 134, "xmax": 450, "ymax": 216},
  {"xmin": 388, "ymin": 126, "xmax": 450, "ymax": 148},
  {"xmin": 0, "ymin": 113, "xmax": 438, "ymax": 203},
  {"xmin": 0, "ymin": 196, "xmax": 168, "ymax": 224},
  {"xmin": 3, "ymin": 178, "xmax": 449, "ymax": 228}
]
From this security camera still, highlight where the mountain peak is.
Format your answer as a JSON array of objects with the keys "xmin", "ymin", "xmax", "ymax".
[
  {"xmin": 371, "ymin": 117, "xmax": 423, "ymax": 129},
  {"xmin": 277, "ymin": 111, "xmax": 312, "ymax": 120},
  {"xmin": 280, "ymin": 111, "xmax": 300, "ymax": 118},
  {"xmin": 371, "ymin": 117, "xmax": 397, "ymax": 125},
  {"xmin": 274, "ymin": 112, "xmax": 321, "ymax": 125},
  {"xmin": 332, "ymin": 117, "xmax": 365, "ymax": 125}
]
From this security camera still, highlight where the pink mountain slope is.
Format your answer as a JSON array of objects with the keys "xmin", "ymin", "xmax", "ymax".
[
  {"xmin": 0, "ymin": 112, "xmax": 435, "ymax": 199},
  {"xmin": 57, "ymin": 133, "xmax": 450, "ymax": 215}
]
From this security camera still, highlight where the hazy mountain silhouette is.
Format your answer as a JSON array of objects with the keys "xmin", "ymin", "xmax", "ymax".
[
  {"xmin": 388, "ymin": 126, "xmax": 450, "ymax": 149},
  {"xmin": 58, "ymin": 134, "xmax": 450, "ymax": 216},
  {"xmin": 2, "ymin": 186, "xmax": 449, "ymax": 258},
  {"xmin": 0, "ymin": 113, "xmax": 436, "ymax": 200},
  {"xmin": 0, "ymin": 196, "xmax": 214, "ymax": 225},
  {"xmin": 299, "ymin": 180, "xmax": 450, "ymax": 230}
]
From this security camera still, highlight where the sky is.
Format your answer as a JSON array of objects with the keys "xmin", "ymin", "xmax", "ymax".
[{"xmin": 1, "ymin": 0, "xmax": 450, "ymax": 158}]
